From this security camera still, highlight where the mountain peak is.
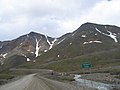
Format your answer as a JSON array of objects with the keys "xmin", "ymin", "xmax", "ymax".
[
  {"xmin": 76, "ymin": 22, "xmax": 97, "ymax": 32},
  {"xmin": 81, "ymin": 22, "xmax": 118, "ymax": 28},
  {"xmin": 76, "ymin": 22, "xmax": 118, "ymax": 33},
  {"xmin": 80, "ymin": 22, "xmax": 100, "ymax": 28},
  {"xmin": 29, "ymin": 31, "xmax": 38, "ymax": 35}
]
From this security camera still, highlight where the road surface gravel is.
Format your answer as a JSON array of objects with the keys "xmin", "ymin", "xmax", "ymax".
[{"xmin": 0, "ymin": 74, "xmax": 95, "ymax": 90}]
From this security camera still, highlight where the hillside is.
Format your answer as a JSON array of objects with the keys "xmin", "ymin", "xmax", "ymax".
[{"xmin": 0, "ymin": 22, "xmax": 120, "ymax": 72}]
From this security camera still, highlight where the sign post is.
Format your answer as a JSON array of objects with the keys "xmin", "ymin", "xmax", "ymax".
[
  {"xmin": 81, "ymin": 63, "xmax": 92, "ymax": 90},
  {"xmin": 81, "ymin": 63, "xmax": 92, "ymax": 68}
]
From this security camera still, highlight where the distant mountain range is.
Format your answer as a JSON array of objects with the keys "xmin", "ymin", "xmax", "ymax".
[{"xmin": 0, "ymin": 22, "xmax": 120, "ymax": 72}]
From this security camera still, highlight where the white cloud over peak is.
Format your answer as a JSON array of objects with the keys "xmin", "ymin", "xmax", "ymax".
[{"xmin": 0, "ymin": 0, "xmax": 120, "ymax": 40}]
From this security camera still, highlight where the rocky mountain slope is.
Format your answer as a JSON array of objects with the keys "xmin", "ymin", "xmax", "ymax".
[{"xmin": 0, "ymin": 22, "xmax": 120, "ymax": 72}]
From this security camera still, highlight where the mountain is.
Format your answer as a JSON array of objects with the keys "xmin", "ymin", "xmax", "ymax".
[
  {"xmin": 0, "ymin": 32, "xmax": 58, "ymax": 68},
  {"xmin": 0, "ymin": 32, "xmax": 55, "ymax": 56},
  {"xmin": 0, "ymin": 22, "xmax": 120, "ymax": 72}
]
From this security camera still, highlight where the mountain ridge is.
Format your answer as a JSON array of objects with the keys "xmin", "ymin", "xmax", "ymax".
[{"xmin": 0, "ymin": 22, "xmax": 120, "ymax": 72}]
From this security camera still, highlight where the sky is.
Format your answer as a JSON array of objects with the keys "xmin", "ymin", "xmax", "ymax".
[{"xmin": 0, "ymin": 0, "xmax": 120, "ymax": 41}]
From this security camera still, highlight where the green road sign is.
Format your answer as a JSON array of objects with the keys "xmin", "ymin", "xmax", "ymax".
[{"xmin": 81, "ymin": 63, "xmax": 92, "ymax": 68}]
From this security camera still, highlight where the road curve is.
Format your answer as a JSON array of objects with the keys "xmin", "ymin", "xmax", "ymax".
[{"xmin": 0, "ymin": 74, "xmax": 94, "ymax": 90}]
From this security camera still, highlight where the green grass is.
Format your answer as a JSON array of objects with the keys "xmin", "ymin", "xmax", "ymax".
[
  {"xmin": 59, "ymin": 76, "xmax": 75, "ymax": 81},
  {"xmin": 0, "ymin": 74, "xmax": 14, "ymax": 80},
  {"xmin": 35, "ymin": 49, "xmax": 120, "ymax": 72},
  {"xmin": 17, "ymin": 48, "xmax": 120, "ymax": 73},
  {"xmin": 1, "ymin": 42, "xmax": 120, "ymax": 73}
]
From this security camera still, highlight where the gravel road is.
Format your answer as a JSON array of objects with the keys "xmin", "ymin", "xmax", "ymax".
[{"xmin": 0, "ymin": 74, "xmax": 95, "ymax": 90}]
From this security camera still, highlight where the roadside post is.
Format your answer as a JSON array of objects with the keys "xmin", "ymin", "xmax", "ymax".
[{"xmin": 81, "ymin": 63, "xmax": 92, "ymax": 89}]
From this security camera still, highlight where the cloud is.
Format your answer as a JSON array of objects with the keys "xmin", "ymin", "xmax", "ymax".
[
  {"xmin": 0, "ymin": 0, "xmax": 120, "ymax": 40},
  {"xmin": 79, "ymin": 0, "xmax": 120, "ymax": 25}
]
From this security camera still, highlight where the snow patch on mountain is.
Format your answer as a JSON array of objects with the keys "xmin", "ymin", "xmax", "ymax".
[
  {"xmin": 70, "ymin": 43, "xmax": 72, "ymax": 45},
  {"xmin": 27, "ymin": 58, "xmax": 30, "ymax": 62},
  {"xmin": 45, "ymin": 35, "xmax": 57, "ymax": 50},
  {"xmin": 0, "ymin": 53, "xmax": 8, "ymax": 58},
  {"xmin": 95, "ymin": 28, "xmax": 103, "ymax": 34},
  {"xmin": 45, "ymin": 35, "xmax": 51, "ymax": 46},
  {"xmin": 21, "ymin": 53, "xmax": 27, "ymax": 57},
  {"xmin": 81, "ymin": 35, "xmax": 86, "ymax": 38},
  {"xmin": 50, "ymin": 38, "xmax": 57, "ymax": 50},
  {"xmin": 27, "ymin": 49, "xmax": 31, "ymax": 52},
  {"xmin": 44, "ymin": 50, "xmax": 47, "ymax": 52},
  {"xmin": 35, "ymin": 37, "xmax": 41, "ymax": 57},
  {"xmin": 95, "ymin": 28, "xmax": 118, "ymax": 43},
  {"xmin": 57, "ymin": 55, "xmax": 60, "ymax": 57},
  {"xmin": 72, "ymin": 33, "xmax": 75, "ymax": 36},
  {"xmin": 33, "ymin": 60, "xmax": 36, "ymax": 63},
  {"xmin": 107, "ymin": 31, "xmax": 118, "ymax": 43},
  {"xmin": 20, "ymin": 43, "xmax": 23, "ymax": 45},
  {"xmin": 30, "ymin": 52, "xmax": 34, "ymax": 54},
  {"xmin": 83, "ymin": 41, "xmax": 102, "ymax": 45},
  {"xmin": 95, "ymin": 33, "xmax": 98, "ymax": 35},
  {"xmin": 3, "ymin": 53, "xmax": 7, "ymax": 58},
  {"xmin": 21, "ymin": 53, "xmax": 31, "ymax": 62},
  {"xmin": 27, "ymin": 34, "xmax": 29, "ymax": 38},
  {"xmin": 113, "ymin": 33, "xmax": 117, "ymax": 36},
  {"xmin": 57, "ymin": 38, "xmax": 66, "ymax": 44},
  {"xmin": 105, "ymin": 26, "xmax": 107, "ymax": 29}
]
